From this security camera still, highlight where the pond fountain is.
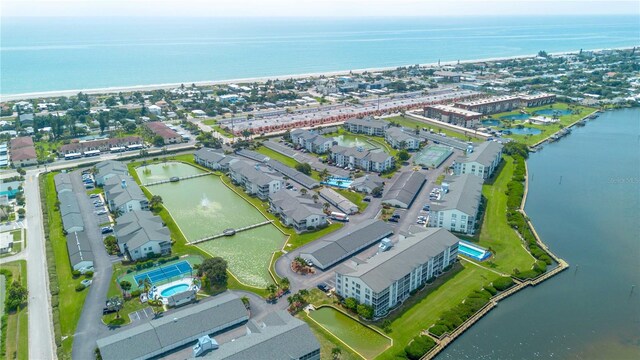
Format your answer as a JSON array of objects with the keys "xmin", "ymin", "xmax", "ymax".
[{"xmin": 200, "ymin": 193, "xmax": 210, "ymax": 208}]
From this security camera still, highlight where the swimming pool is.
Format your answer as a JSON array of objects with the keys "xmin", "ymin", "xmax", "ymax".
[
  {"xmin": 322, "ymin": 177, "xmax": 353, "ymax": 188},
  {"xmin": 458, "ymin": 240, "xmax": 491, "ymax": 261},
  {"xmin": 160, "ymin": 283, "xmax": 190, "ymax": 297}
]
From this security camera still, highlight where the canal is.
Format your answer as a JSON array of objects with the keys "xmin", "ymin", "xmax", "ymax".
[
  {"xmin": 438, "ymin": 108, "xmax": 640, "ymax": 359},
  {"xmin": 136, "ymin": 162, "xmax": 286, "ymax": 288}
]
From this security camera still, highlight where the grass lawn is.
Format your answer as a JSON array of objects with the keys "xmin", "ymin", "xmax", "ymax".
[
  {"xmin": 376, "ymin": 262, "xmax": 497, "ymax": 359},
  {"xmin": 384, "ymin": 115, "xmax": 480, "ymax": 142},
  {"xmin": 489, "ymin": 103, "xmax": 596, "ymax": 146},
  {"xmin": 284, "ymin": 223, "xmax": 344, "ymax": 251},
  {"xmin": 1, "ymin": 260, "xmax": 28, "ymax": 360},
  {"xmin": 202, "ymin": 119, "xmax": 233, "ymax": 138},
  {"xmin": 255, "ymin": 146, "xmax": 300, "ymax": 169},
  {"xmin": 308, "ymin": 306, "xmax": 391, "ymax": 359},
  {"xmin": 475, "ymin": 156, "xmax": 536, "ymax": 274},
  {"xmin": 335, "ymin": 189, "xmax": 368, "ymax": 212},
  {"xmin": 300, "ymin": 312, "xmax": 362, "ymax": 360},
  {"xmin": 86, "ymin": 187, "xmax": 102, "ymax": 196},
  {"xmin": 42, "ymin": 173, "xmax": 89, "ymax": 356}
]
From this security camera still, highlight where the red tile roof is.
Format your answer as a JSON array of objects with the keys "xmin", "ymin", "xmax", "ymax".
[
  {"xmin": 145, "ymin": 122, "xmax": 180, "ymax": 139},
  {"xmin": 9, "ymin": 136, "xmax": 34, "ymax": 149},
  {"xmin": 11, "ymin": 146, "xmax": 37, "ymax": 161}
]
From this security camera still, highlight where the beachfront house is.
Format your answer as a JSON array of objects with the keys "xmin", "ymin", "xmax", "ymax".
[
  {"xmin": 335, "ymin": 227, "xmax": 459, "ymax": 318},
  {"xmin": 453, "ymin": 141, "xmax": 503, "ymax": 180},
  {"xmin": 428, "ymin": 174, "xmax": 483, "ymax": 235}
]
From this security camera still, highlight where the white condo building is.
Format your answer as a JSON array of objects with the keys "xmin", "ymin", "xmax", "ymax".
[
  {"xmin": 453, "ymin": 141, "xmax": 503, "ymax": 180},
  {"xmin": 429, "ymin": 174, "xmax": 483, "ymax": 235},
  {"xmin": 335, "ymin": 228, "xmax": 459, "ymax": 318}
]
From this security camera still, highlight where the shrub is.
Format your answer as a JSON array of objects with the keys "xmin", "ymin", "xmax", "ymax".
[
  {"xmin": 344, "ymin": 297, "xmax": 358, "ymax": 311},
  {"xmin": 75, "ymin": 284, "xmax": 86, "ymax": 292},
  {"xmin": 72, "ymin": 270, "xmax": 81, "ymax": 278},
  {"xmin": 492, "ymin": 276, "xmax": 514, "ymax": 291},
  {"xmin": 483, "ymin": 285, "xmax": 498, "ymax": 296},
  {"xmin": 84, "ymin": 271, "xmax": 94, "ymax": 278},
  {"xmin": 130, "ymin": 290, "xmax": 142, "ymax": 298},
  {"xmin": 356, "ymin": 304, "xmax": 374, "ymax": 320},
  {"xmin": 404, "ymin": 335, "xmax": 436, "ymax": 360},
  {"xmin": 429, "ymin": 324, "xmax": 448, "ymax": 337}
]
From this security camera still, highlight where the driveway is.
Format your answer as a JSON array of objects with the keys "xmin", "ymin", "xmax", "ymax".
[{"xmin": 70, "ymin": 170, "xmax": 114, "ymax": 360}]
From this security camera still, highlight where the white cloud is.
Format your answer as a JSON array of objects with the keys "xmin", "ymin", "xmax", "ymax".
[{"xmin": 1, "ymin": 0, "xmax": 638, "ymax": 17}]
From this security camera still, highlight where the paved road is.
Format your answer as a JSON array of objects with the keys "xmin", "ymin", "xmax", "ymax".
[
  {"xmin": 70, "ymin": 170, "xmax": 114, "ymax": 360},
  {"xmin": 23, "ymin": 171, "xmax": 57, "ymax": 360}
]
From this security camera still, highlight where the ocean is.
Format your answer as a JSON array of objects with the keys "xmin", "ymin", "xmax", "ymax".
[
  {"xmin": 438, "ymin": 108, "xmax": 640, "ymax": 359},
  {"xmin": 1, "ymin": 16, "xmax": 639, "ymax": 95}
]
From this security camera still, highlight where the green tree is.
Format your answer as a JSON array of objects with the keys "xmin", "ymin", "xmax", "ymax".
[
  {"xmin": 5, "ymin": 281, "xmax": 28, "ymax": 311},
  {"xmin": 106, "ymin": 296, "xmax": 124, "ymax": 319},
  {"xmin": 279, "ymin": 277, "xmax": 290, "ymax": 292},
  {"xmin": 119, "ymin": 280, "xmax": 132, "ymax": 295},
  {"xmin": 344, "ymin": 297, "xmax": 358, "ymax": 311},
  {"xmin": 197, "ymin": 257, "xmax": 228, "ymax": 289},
  {"xmin": 397, "ymin": 150, "xmax": 410, "ymax": 161},
  {"xmin": 295, "ymin": 163, "xmax": 312, "ymax": 175},
  {"xmin": 149, "ymin": 195, "xmax": 163, "ymax": 210},
  {"xmin": 152, "ymin": 135, "xmax": 165, "ymax": 147},
  {"xmin": 356, "ymin": 303, "xmax": 374, "ymax": 320},
  {"xmin": 371, "ymin": 186, "xmax": 383, "ymax": 197}
]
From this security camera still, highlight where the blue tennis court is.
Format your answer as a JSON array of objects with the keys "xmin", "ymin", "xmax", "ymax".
[{"xmin": 134, "ymin": 260, "xmax": 193, "ymax": 286}]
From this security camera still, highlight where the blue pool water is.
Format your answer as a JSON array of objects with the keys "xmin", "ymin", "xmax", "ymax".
[
  {"xmin": 160, "ymin": 283, "xmax": 190, "ymax": 297},
  {"xmin": 322, "ymin": 177, "xmax": 353, "ymax": 189},
  {"xmin": 458, "ymin": 240, "xmax": 491, "ymax": 261},
  {"xmin": 500, "ymin": 114, "xmax": 530, "ymax": 121},
  {"xmin": 534, "ymin": 109, "xmax": 572, "ymax": 116},
  {"xmin": 481, "ymin": 119, "xmax": 501, "ymax": 127}
]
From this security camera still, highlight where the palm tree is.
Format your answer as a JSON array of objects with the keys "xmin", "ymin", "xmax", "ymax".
[
  {"xmin": 106, "ymin": 296, "xmax": 124, "ymax": 319},
  {"xmin": 331, "ymin": 347, "xmax": 342, "ymax": 360},
  {"xmin": 320, "ymin": 168, "xmax": 329, "ymax": 181},
  {"xmin": 312, "ymin": 194, "xmax": 319, "ymax": 203},
  {"xmin": 300, "ymin": 188, "xmax": 308, "ymax": 196},
  {"xmin": 266, "ymin": 284, "xmax": 278, "ymax": 295},
  {"xmin": 280, "ymin": 277, "xmax": 290, "ymax": 291}
]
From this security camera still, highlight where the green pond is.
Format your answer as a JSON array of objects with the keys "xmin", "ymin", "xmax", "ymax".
[
  {"xmin": 309, "ymin": 307, "xmax": 390, "ymax": 359},
  {"xmin": 333, "ymin": 134, "xmax": 377, "ymax": 150},
  {"xmin": 136, "ymin": 162, "xmax": 285, "ymax": 287}
]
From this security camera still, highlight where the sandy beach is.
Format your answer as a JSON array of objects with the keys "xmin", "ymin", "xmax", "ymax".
[{"xmin": 0, "ymin": 47, "xmax": 631, "ymax": 102}]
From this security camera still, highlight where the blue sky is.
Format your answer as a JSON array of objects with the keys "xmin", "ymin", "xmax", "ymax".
[{"xmin": 2, "ymin": 0, "xmax": 638, "ymax": 17}]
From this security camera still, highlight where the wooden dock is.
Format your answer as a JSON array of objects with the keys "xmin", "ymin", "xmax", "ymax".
[
  {"xmin": 143, "ymin": 172, "xmax": 213, "ymax": 187},
  {"xmin": 189, "ymin": 220, "xmax": 274, "ymax": 244}
]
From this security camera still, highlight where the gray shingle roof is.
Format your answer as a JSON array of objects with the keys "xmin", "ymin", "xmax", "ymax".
[
  {"xmin": 95, "ymin": 160, "xmax": 129, "ymax": 183},
  {"xmin": 302, "ymin": 219, "xmax": 393, "ymax": 270},
  {"xmin": 203, "ymin": 311, "xmax": 320, "ymax": 360},
  {"xmin": 383, "ymin": 171, "xmax": 426, "ymax": 208},
  {"xmin": 96, "ymin": 293, "xmax": 248, "ymax": 360},
  {"xmin": 66, "ymin": 231, "xmax": 94, "ymax": 267},
  {"xmin": 54, "ymin": 173, "xmax": 73, "ymax": 192},
  {"xmin": 104, "ymin": 175, "xmax": 147, "ymax": 208},
  {"xmin": 431, "ymin": 174, "xmax": 483, "ymax": 215},
  {"xmin": 266, "ymin": 159, "xmax": 320, "ymax": 189},
  {"xmin": 386, "ymin": 127, "xmax": 420, "ymax": 143},
  {"xmin": 269, "ymin": 191, "xmax": 324, "ymax": 223},
  {"xmin": 115, "ymin": 211, "xmax": 169, "ymax": 251},
  {"xmin": 455, "ymin": 141, "xmax": 503, "ymax": 167},
  {"xmin": 194, "ymin": 148, "xmax": 228, "ymax": 165},
  {"xmin": 338, "ymin": 228, "xmax": 458, "ymax": 293}
]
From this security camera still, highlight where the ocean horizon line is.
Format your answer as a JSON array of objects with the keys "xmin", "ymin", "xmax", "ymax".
[{"xmin": 1, "ymin": 46, "xmax": 636, "ymax": 101}]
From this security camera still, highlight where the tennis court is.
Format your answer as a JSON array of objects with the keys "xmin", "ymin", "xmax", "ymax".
[
  {"xmin": 134, "ymin": 260, "xmax": 193, "ymax": 286},
  {"xmin": 414, "ymin": 145, "xmax": 453, "ymax": 169}
]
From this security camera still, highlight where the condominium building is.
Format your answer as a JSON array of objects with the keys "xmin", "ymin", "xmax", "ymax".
[
  {"xmin": 455, "ymin": 95, "xmax": 521, "ymax": 115},
  {"xmin": 343, "ymin": 117, "xmax": 389, "ymax": 136},
  {"xmin": 453, "ymin": 141, "xmax": 503, "ymax": 180},
  {"xmin": 228, "ymin": 160, "xmax": 283, "ymax": 200},
  {"xmin": 428, "ymin": 174, "xmax": 483, "ymax": 235},
  {"xmin": 329, "ymin": 145, "xmax": 394, "ymax": 173},
  {"xmin": 335, "ymin": 228, "xmax": 459, "ymax": 317},
  {"xmin": 519, "ymin": 93, "xmax": 556, "ymax": 107},
  {"xmin": 384, "ymin": 127, "xmax": 422, "ymax": 150},
  {"xmin": 424, "ymin": 104, "xmax": 483, "ymax": 128},
  {"xmin": 269, "ymin": 190, "xmax": 327, "ymax": 233},
  {"xmin": 290, "ymin": 129, "xmax": 334, "ymax": 154}
]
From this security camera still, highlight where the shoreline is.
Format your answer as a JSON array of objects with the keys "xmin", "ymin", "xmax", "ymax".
[{"xmin": 1, "ymin": 46, "xmax": 635, "ymax": 101}]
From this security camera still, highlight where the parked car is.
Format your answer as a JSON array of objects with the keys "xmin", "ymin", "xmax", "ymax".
[
  {"xmin": 102, "ymin": 307, "xmax": 116, "ymax": 315},
  {"xmin": 95, "ymin": 210, "xmax": 107, "ymax": 215},
  {"xmin": 363, "ymin": 197, "xmax": 371, "ymax": 202},
  {"xmin": 80, "ymin": 279, "xmax": 92, "ymax": 287},
  {"xmin": 388, "ymin": 217, "xmax": 399, "ymax": 223},
  {"xmin": 101, "ymin": 227, "xmax": 113, "ymax": 234},
  {"xmin": 317, "ymin": 283, "xmax": 330, "ymax": 292},
  {"xmin": 90, "ymin": 194, "xmax": 100, "ymax": 199}
]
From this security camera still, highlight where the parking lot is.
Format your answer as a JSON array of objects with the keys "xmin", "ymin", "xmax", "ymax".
[{"xmin": 128, "ymin": 307, "xmax": 155, "ymax": 324}]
